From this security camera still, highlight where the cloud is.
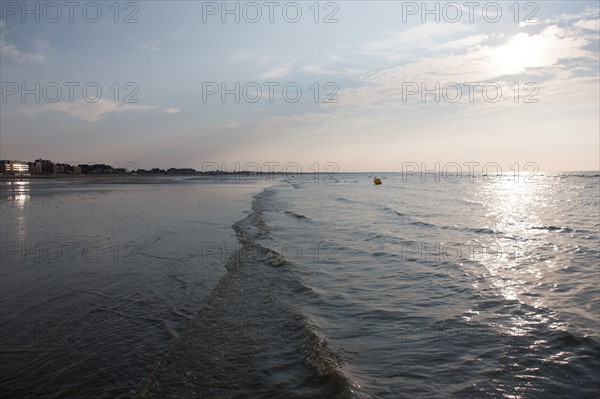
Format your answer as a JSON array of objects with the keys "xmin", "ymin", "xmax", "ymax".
[
  {"xmin": 211, "ymin": 120, "xmax": 247, "ymax": 130},
  {"xmin": 543, "ymin": 6, "xmax": 599, "ymax": 24},
  {"xmin": 125, "ymin": 34, "xmax": 160, "ymax": 53},
  {"xmin": 302, "ymin": 54, "xmax": 351, "ymax": 75},
  {"xmin": 0, "ymin": 22, "xmax": 50, "ymax": 63},
  {"xmin": 573, "ymin": 18, "xmax": 600, "ymax": 32},
  {"xmin": 328, "ymin": 22, "xmax": 598, "ymax": 114},
  {"xmin": 164, "ymin": 108, "xmax": 182, "ymax": 113},
  {"xmin": 435, "ymin": 34, "xmax": 489, "ymax": 50},
  {"xmin": 228, "ymin": 48, "xmax": 295, "ymax": 79},
  {"xmin": 490, "ymin": 26, "xmax": 591, "ymax": 73},
  {"xmin": 228, "ymin": 48, "xmax": 275, "ymax": 65},
  {"xmin": 258, "ymin": 61, "xmax": 295, "ymax": 79},
  {"xmin": 371, "ymin": 25, "xmax": 594, "ymax": 84},
  {"xmin": 359, "ymin": 22, "xmax": 476, "ymax": 61},
  {"xmin": 130, "ymin": 27, "xmax": 191, "ymax": 53},
  {"xmin": 228, "ymin": 48, "xmax": 254, "ymax": 62},
  {"xmin": 136, "ymin": 40, "xmax": 160, "ymax": 53},
  {"xmin": 167, "ymin": 28, "xmax": 184, "ymax": 40},
  {"xmin": 16, "ymin": 99, "xmax": 158, "ymax": 122},
  {"xmin": 302, "ymin": 64, "xmax": 339, "ymax": 75}
]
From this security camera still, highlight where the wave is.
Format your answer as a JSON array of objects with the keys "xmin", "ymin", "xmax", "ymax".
[
  {"xmin": 407, "ymin": 218, "xmax": 499, "ymax": 235},
  {"xmin": 410, "ymin": 220, "xmax": 438, "ymax": 229},
  {"xmin": 387, "ymin": 207, "xmax": 500, "ymax": 236},
  {"xmin": 285, "ymin": 210, "xmax": 308, "ymax": 220},
  {"xmin": 454, "ymin": 226, "xmax": 497, "ymax": 235},
  {"xmin": 336, "ymin": 197, "xmax": 356, "ymax": 204},
  {"xmin": 133, "ymin": 186, "xmax": 353, "ymax": 398},
  {"xmin": 258, "ymin": 243, "xmax": 289, "ymax": 267},
  {"xmin": 556, "ymin": 173, "xmax": 600, "ymax": 178},
  {"xmin": 300, "ymin": 322, "xmax": 353, "ymax": 398},
  {"xmin": 363, "ymin": 232, "xmax": 398, "ymax": 243},
  {"xmin": 530, "ymin": 225, "xmax": 575, "ymax": 233},
  {"xmin": 545, "ymin": 329, "xmax": 600, "ymax": 348}
]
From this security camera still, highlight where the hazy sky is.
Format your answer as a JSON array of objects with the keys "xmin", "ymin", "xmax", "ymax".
[{"xmin": 1, "ymin": 1, "xmax": 598, "ymax": 172}]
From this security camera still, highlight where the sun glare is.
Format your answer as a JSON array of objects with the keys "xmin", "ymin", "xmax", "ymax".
[
  {"xmin": 491, "ymin": 33, "xmax": 536, "ymax": 74},
  {"xmin": 490, "ymin": 31, "xmax": 555, "ymax": 76}
]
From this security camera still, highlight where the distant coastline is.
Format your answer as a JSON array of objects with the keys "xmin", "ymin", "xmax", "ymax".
[
  {"xmin": 0, "ymin": 159, "xmax": 317, "ymax": 181},
  {"xmin": 0, "ymin": 171, "xmax": 302, "ymax": 182}
]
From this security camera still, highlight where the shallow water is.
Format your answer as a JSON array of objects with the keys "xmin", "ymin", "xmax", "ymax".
[
  {"xmin": 256, "ymin": 172, "xmax": 600, "ymax": 398},
  {"xmin": 1, "ymin": 173, "xmax": 599, "ymax": 398},
  {"xmin": 0, "ymin": 176, "xmax": 268, "ymax": 398}
]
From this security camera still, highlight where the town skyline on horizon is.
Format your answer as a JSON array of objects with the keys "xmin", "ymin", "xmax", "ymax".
[{"xmin": 1, "ymin": 156, "xmax": 598, "ymax": 176}]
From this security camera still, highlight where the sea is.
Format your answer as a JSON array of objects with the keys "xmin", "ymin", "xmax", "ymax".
[{"xmin": 1, "ymin": 172, "xmax": 598, "ymax": 398}]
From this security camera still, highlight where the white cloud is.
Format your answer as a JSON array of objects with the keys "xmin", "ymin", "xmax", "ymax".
[
  {"xmin": 32, "ymin": 39, "xmax": 51, "ymax": 51},
  {"xmin": 573, "ymin": 18, "xmax": 600, "ymax": 32},
  {"xmin": 359, "ymin": 22, "xmax": 476, "ymax": 61},
  {"xmin": 543, "ymin": 7, "xmax": 599, "ymax": 24},
  {"xmin": 164, "ymin": 108, "xmax": 182, "ymax": 113},
  {"xmin": 0, "ymin": 23, "xmax": 50, "ymax": 63},
  {"xmin": 302, "ymin": 63, "xmax": 339, "ymax": 75},
  {"xmin": 435, "ymin": 34, "xmax": 489, "ymax": 50},
  {"xmin": 370, "ymin": 26, "xmax": 594, "ymax": 85},
  {"xmin": 136, "ymin": 40, "xmax": 159, "ymax": 53},
  {"xmin": 16, "ymin": 99, "xmax": 158, "ymax": 122},
  {"xmin": 328, "ymin": 23, "xmax": 597, "ymax": 114},
  {"xmin": 228, "ymin": 48, "xmax": 275, "ymax": 65},
  {"xmin": 258, "ymin": 61, "xmax": 294, "ymax": 79},
  {"xmin": 302, "ymin": 54, "xmax": 351, "ymax": 75},
  {"xmin": 228, "ymin": 48, "xmax": 254, "ymax": 62},
  {"xmin": 489, "ymin": 26, "xmax": 593, "ymax": 75}
]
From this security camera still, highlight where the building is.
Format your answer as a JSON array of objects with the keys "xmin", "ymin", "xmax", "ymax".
[
  {"xmin": 53, "ymin": 163, "xmax": 76, "ymax": 174},
  {"xmin": 1, "ymin": 160, "xmax": 30, "ymax": 175},
  {"xmin": 167, "ymin": 168, "xmax": 196, "ymax": 174},
  {"xmin": 34, "ymin": 159, "xmax": 54, "ymax": 174},
  {"xmin": 78, "ymin": 164, "xmax": 113, "ymax": 174}
]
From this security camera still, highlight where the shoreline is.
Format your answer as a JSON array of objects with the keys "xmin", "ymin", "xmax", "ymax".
[
  {"xmin": 0, "ymin": 173, "xmax": 282, "ymax": 183},
  {"xmin": 1, "ymin": 170, "xmax": 598, "ymax": 182}
]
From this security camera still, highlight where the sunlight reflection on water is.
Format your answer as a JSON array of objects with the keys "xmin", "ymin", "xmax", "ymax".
[
  {"xmin": 472, "ymin": 176, "xmax": 569, "ymax": 337},
  {"xmin": 2, "ymin": 181, "xmax": 30, "ymax": 240}
]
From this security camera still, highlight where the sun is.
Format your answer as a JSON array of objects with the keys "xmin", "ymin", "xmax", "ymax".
[
  {"xmin": 490, "ymin": 32, "xmax": 552, "ymax": 76},
  {"xmin": 491, "ymin": 33, "xmax": 536, "ymax": 75}
]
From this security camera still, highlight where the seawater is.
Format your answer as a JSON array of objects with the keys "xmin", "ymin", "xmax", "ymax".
[
  {"xmin": 1, "ymin": 173, "xmax": 599, "ymax": 398},
  {"xmin": 0, "ymin": 177, "xmax": 268, "ymax": 398}
]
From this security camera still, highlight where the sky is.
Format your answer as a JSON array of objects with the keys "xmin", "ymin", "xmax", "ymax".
[{"xmin": 1, "ymin": 1, "xmax": 599, "ymax": 172}]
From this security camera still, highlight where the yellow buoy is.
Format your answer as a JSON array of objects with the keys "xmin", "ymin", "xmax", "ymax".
[{"xmin": 374, "ymin": 177, "xmax": 382, "ymax": 185}]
